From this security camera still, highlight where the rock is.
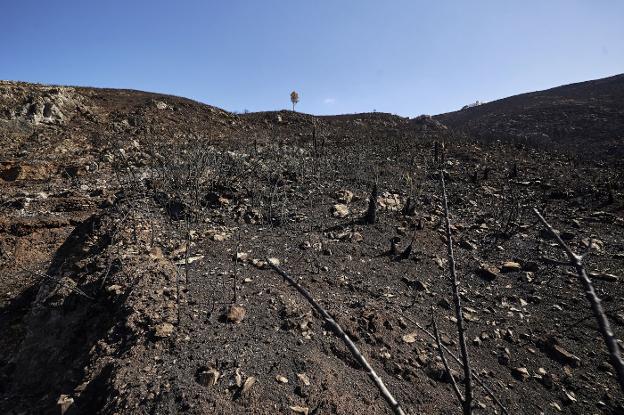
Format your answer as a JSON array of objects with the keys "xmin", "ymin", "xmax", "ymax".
[
  {"xmin": 275, "ymin": 375, "xmax": 289, "ymax": 383},
  {"xmin": 581, "ymin": 238, "xmax": 604, "ymax": 253},
  {"xmin": 154, "ymin": 322, "xmax": 174, "ymax": 338},
  {"xmin": 563, "ymin": 390, "xmax": 577, "ymax": 404},
  {"xmin": 241, "ymin": 376, "xmax": 256, "ymax": 395},
  {"xmin": 377, "ymin": 192, "xmax": 402, "ymax": 211},
  {"xmin": 225, "ymin": 305, "xmax": 246, "ymax": 324},
  {"xmin": 105, "ymin": 284, "xmax": 124, "ymax": 295},
  {"xmin": 197, "ymin": 368, "xmax": 220, "ymax": 386},
  {"xmin": 512, "ymin": 367, "xmax": 530, "ymax": 381},
  {"xmin": 350, "ymin": 232, "xmax": 364, "ymax": 243},
  {"xmin": 267, "ymin": 257, "xmax": 280, "ymax": 267},
  {"xmin": 501, "ymin": 261, "xmax": 522, "ymax": 272},
  {"xmin": 335, "ymin": 189, "xmax": 354, "ymax": 204},
  {"xmin": 213, "ymin": 233, "xmax": 227, "ymax": 242},
  {"xmin": 235, "ymin": 252, "xmax": 249, "ymax": 262},
  {"xmin": 57, "ymin": 394, "xmax": 74, "ymax": 415},
  {"xmin": 217, "ymin": 196, "xmax": 231, "ymax": 206},
  {"xmin": 434, "ymin": 256, "xmax": 445, "ymax": 269},
  {"xmin": 243, "ymin": 209, "xmax": 262, "ymax": 224},
  {"xmin": 402, "ymin": 333, "xmax": 418, "ymax": 343},
  {"xmin": 290, "ymin": 406, "xmax": 309, "ymax": 415},
  {"xmin": 297, "ymin": 373, "xmax": 311, "ymax": 386},
  {"xmin": 476, "ymin": 264, "xmax": 500, "ymax": 281},
  {"xmin": 174, "ymin": 255, "xmax": 204, "ymax": 265},
  {"xmin": 551, "ymin": 345, "xmax": 581, "ymax": 367},
  {"xmin": 154, "ymin": 100, "xmax": 169, "ymax": 110},
  {"xmin": 538, "ymin": 337, "xmax": 581, "ymax": 367},
  {"xmin": 332, "ymin": 204, "xmax": 349, "ymax": 218},
  {"xmin": 234, "ymin": 368, "xmax": 243, "ymax": 387},
  {"xmin": 251, "ymin": 259, "xmax": 266, "ymax": 269}
]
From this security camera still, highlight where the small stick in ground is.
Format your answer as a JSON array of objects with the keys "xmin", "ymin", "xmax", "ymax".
[
  {"xmin": 439, "ymin": 170, "xmax": 473, "ymax": 415},
  {"xmin": 533, "ymin": 208, "xmax": 624, "ymax": 393},
  {"xmin": 267, "ymin": 260, "xmax": 406, "ymax": 415},
  {"xmin": 233, "ymin": 229, "xmax": 241, "ymax": 303},
  {"xmin": 364, "ymin": 183, "xmax": 378, "ymax": 224}
]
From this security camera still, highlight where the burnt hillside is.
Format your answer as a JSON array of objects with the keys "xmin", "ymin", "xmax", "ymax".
[
  {"xmin": 435, "ymin": 74, "xmax": 624, "ymax": 157},
  {"xmin": 1, "ymin": 79, "xmax": 623, "ymax": 414}
]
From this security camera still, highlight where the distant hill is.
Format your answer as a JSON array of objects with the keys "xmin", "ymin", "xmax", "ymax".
[{"xmin": 435, "ymin": 74, "xmax": 624, "ymax": 157}]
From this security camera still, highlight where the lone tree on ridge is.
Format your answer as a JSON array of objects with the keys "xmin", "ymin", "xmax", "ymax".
[{"xmin": 290, "ymin": 91, "xmax": 299, "ymax": 111}]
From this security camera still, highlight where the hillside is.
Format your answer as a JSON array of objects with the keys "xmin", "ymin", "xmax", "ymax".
[
  {"xmin": 1, "ymin": 80, "xmax": 623, "ymax": 415},
  {"xmin": 435, "ymin": 74, "xmax": 624, "ymax": 158}
]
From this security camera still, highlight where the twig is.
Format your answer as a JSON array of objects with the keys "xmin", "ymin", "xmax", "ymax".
[
  {"xmin": 440, "ymin": 170, "xmax": 473, "ymax": 415},
  {"xmin": 267, "ymin": 261, "xmax": 407, "ymax": 415},
  {"xmin": 533, "ymin": 208, "xmax": 624, "ymax": 393}
]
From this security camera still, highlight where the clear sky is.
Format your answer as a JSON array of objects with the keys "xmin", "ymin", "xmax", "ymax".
[{"xmin": 2, "ymin": 1, "xmax": 623, "ymax": 116}]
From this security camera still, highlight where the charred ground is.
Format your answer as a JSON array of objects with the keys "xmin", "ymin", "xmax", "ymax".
[
  {"xmin": 0, "ymin": 78, "xmax": 623, "ymax": 414},
  {"xmin": 435, "ymin": 74, "xmax": 624, "ymax": 160}
]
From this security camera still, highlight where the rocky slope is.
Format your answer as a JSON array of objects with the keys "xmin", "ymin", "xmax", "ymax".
[{"xmin": 0, "ymin": 80, "xmax": 623, "ymax": 414}]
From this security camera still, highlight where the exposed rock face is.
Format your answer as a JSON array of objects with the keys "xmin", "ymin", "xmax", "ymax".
[{"xmin": 9, "ymin": 86, "xmax": 87, "ymax": 125}]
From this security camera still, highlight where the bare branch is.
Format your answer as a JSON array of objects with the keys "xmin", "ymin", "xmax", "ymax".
[
  {"xmin": 432, "ymin": 312, "xmax": 464, "ymax": 404},
  {"xmin": 533, "ymin": 208, "xmax": 624, "ymax": 393},
  {"xmin": 267, "ymin": 261, "xmax": 406, "ymax": 415},
  {"xmin": 439, "ymin": 170, "xmax": 473, "ymax": 415}
]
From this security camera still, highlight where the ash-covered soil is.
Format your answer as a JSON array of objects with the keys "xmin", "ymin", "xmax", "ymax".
[
  {"xmin": 435, "ymin": 74, "xmax": 624, "ymax": 160},
  {"xmin": 0, "ymin": 80, "xmax": 623, "ymax": 414}
]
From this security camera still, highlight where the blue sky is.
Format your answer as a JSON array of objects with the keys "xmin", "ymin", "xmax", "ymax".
[{"xmin": 2, "ymin": 1, "xmax": 623, "ymax": 116}]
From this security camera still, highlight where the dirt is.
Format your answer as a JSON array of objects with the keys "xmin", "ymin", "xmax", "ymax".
[{"xmin": 0, "ymin": 79, "xmax": 623, "ymax": 414}]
